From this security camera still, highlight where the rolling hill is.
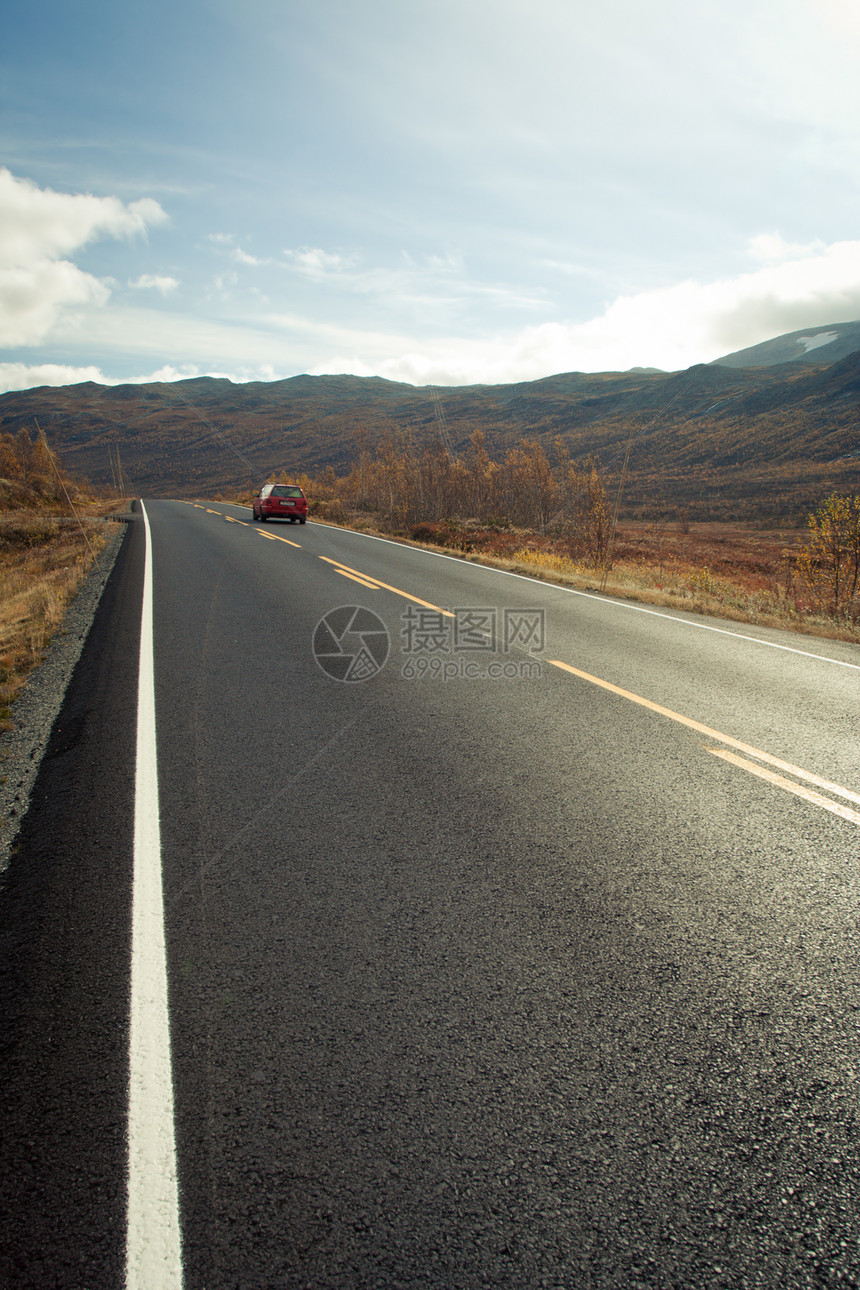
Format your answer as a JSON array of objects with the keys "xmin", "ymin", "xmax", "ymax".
[
  {"xmin": 1, "ymin": 323, "xmax": 858, "ymax": 519},
  {"xmin": 710, "ymin": 320, "xmax": 860, "ymax": 369}
]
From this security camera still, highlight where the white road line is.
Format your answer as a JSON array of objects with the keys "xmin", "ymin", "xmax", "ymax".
[
  {"xmin": 311, "ymin": 523, "xmax": 860, "ymax": 672},
  {"xmin": 127, "ymin": 502, "xmax": 183, "ymax": 1289}
]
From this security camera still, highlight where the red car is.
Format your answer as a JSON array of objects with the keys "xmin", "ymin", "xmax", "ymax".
[{"xmin": 252, "ymin": 483, "xmax": 308, "ymax": 524}]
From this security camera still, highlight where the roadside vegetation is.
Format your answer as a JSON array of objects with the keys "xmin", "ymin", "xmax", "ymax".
[
  {"xmin": 236, "ymin": 430, "xmax": 860, "ymax": 644},
  {"xmin": 7, "ymin": 357, "xmax": 859, "ymax": 518},
  {"xmin": 0, "ymin": 427, "xmax": 123, "ymax": 729}
]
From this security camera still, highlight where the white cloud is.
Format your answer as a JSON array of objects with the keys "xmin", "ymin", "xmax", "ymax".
[
  {"xmin": 211, "ymin": 271, "xmax": 239, "ymax": 292},
  {"xmin": 747, "ymin": 233, "xmax": 826, "ymax": 263},
  {"xmin": 0, "ymin": 168, "xmax": 168, "ymax": 345},
  {"xmin": 594, "ymin": 239, "xmax": 860, "ymax": 366},
  {"xmin": 207, "ymin": 233, "xmax": 270, "ymax": 267},
  {"xmin": 0, "ymin": 361, "xmax": 109, "ymax": 394},
  {"xmin": 144, "ymin": 363, "xmax": 202, "ymax": 382},
  {"xmin": 312, "ymin": 238, "xmax": 860, "ymax": 382},
  {"xmin": 280, "ymin": 245, "xmax": 545, "ymax": 319},
  {"xmin": 0, "ymin": 169, "xmax": 167, "ymax": 267},
  {"xmin": 284, "ymin": 247, "xmax": 355, "ymax": 277},
  {"xmin": 129, "ymin": 274, "xmax": 179, "ymax": 294},
  {"xmin": 0, "ymin": 359, "xmax": 240, "ymax": 395},
  {"xmin": 7, "ymin": 218, "xmax": 860, "ymax": 394},
  {"xmin": 0, "ymin": 261, "xmax": 111, "ymax": 348},
  {"xmin": 233, "ymin": 248, "xmax": 267, "ymax": 266}
]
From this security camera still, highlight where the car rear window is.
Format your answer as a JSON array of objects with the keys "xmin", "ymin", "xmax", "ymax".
[{"xmin": 270, "ymin": 486, "xmax": 304, "ymax": 497}]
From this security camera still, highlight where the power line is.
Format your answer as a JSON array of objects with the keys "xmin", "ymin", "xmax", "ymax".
[
  {"xmin": 162, "ymin": 381, "xmax": 266, "ymax": 483},
  {"xmin": 430, "ymin": 387, "xmax": 457, "ymax": 462}
]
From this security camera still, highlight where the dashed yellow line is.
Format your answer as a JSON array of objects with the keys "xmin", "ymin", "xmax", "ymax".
[
  {"xmin": 196, "ymin": 508, "xmax": 443, "ymax": 599},
  {"xmin": 336, "ymin": 569, "xmax": 380, "ymax": 589},
  {"xmin": 256, "ymin": 530, "xmax": 300, "ymax": 547},
  {"xmin": 548, "ymin": 658, "xmax": 860, "ymax": 827},
  {"xmin": 193, "ymin": 504, "xmax": 298, "ymax": 543},
  {"xmin": 318, "ymin": 556, "xmax": 454, "ymax": 616}
]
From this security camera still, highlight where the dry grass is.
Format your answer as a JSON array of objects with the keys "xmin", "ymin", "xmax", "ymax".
[
  {"xmin": 490, "ymin": 525, "xmax": 858, "ymax": 642},
  {"xmin": 312, "ymin": 508, "xmax": 860, "ymax": 645},
  {"xmin": 0, "ymin": 503, "xmax": 123, "ymax": 729}
]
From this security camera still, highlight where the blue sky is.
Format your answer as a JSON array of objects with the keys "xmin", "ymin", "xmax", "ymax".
[{"xmin": 3, "ymin": 0, "xmax": 860, "ymax": 391}]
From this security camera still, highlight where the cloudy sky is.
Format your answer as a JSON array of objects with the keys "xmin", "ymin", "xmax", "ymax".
[{"xmin": 2, "ymin": 0, "xmax": 860, "ymax": 392}]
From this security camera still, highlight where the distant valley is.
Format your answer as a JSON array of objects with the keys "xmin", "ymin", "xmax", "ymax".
[{"xmin": 1, "ymin": 321, "xmax": 859, "ymax": 519}]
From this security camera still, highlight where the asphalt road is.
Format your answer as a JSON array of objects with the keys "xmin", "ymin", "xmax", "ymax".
[{"xmin": 2, "ymin": 498, "xmax": 859, "ymax": 1288}]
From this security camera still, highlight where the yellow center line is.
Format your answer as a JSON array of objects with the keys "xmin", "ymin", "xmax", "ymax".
[
  {"xmin": 709, "ymin": 749, "xmax": 860, "ymax": 828},
  {"xmin": 318, "ymin": 556, "xmax": 454, "ymax": 616},
  {"xmin": 548, "ymin": 658, "xmax": 860, "ymax": 811},
  {"xmin": 254, "ymin": 529, "xmax": 301, "ymax": 548},
  {"xmin": 225, "ymin": 516, "xmax": 248, "ymax": 526},
  {"xmin": 205, "ymin": 508, "xmax": 220, "ymax": 514},
  {"xmin": 336, "ymin": 569, "xmax": 381, "ymax": 589}
]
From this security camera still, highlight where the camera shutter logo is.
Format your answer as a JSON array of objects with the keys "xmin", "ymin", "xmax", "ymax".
[{"xmin": 312, "ymin": 606, "xmax": 390, "ymax": 682}]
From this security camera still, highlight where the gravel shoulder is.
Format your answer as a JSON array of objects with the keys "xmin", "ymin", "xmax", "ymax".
[{"xmin": 0, "ymin": 520, "xmax": 130, "ymax": 873}]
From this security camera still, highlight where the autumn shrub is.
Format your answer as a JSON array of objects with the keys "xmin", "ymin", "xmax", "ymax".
[
  {"xmin": 797, "ymin": 493, "xmax": 860, "ymax": 619},
  {"xmin": 410, "ymin": 522, "xmax": 443, "ymax": 544},
  {"xmin": 323, "ymin": 498, "xmax": 349, "ymax": 523},
  {"xmin": 559, "ymin": 461, "xmax": 612, "ymax": 568},
  {"xmin": 338, "ymin": 428, "xmax": 612, "ymax": 552}
]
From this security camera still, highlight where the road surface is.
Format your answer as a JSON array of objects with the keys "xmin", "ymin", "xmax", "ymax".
[{"xmin": 1, "ymin": 498, "xmax": 859, "ymax": 1288}]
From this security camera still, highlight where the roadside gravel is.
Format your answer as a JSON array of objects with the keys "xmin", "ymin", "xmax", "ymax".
[{"xmin": 0, "ymin": 521, "xmax": 130, "ymax": 874}]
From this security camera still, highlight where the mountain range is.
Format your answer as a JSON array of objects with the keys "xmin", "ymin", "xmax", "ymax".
[
  {"xmin": 710, "ymin": 320, "xmax": 860, "ymax": 369},
  {"xmin": 1, "ymin": 321, "xmax": 858, "ymax": 520}
]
